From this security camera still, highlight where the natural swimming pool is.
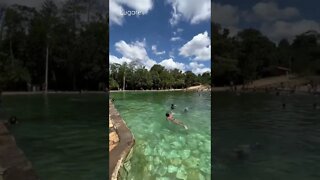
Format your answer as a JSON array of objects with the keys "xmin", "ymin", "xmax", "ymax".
[
  {"xmin": 1, "ymin": 94, "xmax": 107, "ymax": 180},
  {"xmin": 111, "ymin": 91, "xmax": 211, "ymax": 180}
]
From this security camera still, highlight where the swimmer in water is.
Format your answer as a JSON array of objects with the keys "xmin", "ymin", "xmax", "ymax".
[
  {"xmin": 184, "ymin": 107, "xmax": 189, "ymax": 112},
  {"xmin": 171, "ymin": 104, "xmax": 176, "ymax": 110},
  {"xmin": 165, "ymin": 112, "xmax": 188, "ymax": 130}
]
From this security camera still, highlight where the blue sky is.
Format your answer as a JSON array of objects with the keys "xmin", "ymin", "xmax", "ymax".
[
  {"xmin": 109, "ymin": 0, "xmax": 211, "ymax": 75},
  {"xmin": 213, "ymin": 0, "xmax": 320, "ymax": 42}
]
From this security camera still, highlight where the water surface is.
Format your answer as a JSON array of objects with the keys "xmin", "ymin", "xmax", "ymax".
[
  {"xmin": 111, "ymin": 91, "xmax": 211, "ymax": 180},
  {"xmin": 213, "ymin": 92, "xmax": 320, "ymax": 180},
  {"xmin": 1, "ymin": 94, "xmax": 107, "ymax": 180}
]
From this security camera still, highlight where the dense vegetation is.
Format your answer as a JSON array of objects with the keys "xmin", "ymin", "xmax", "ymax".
[
  {"xmin": 212, "ymin": 23, "xmax": 320, "ymax": 86},
  {"xmin": 109, "ymin": 63, "xmax": 211, "ymax": 90},
  {"xmin": 0, "ymin": 0, "xmax": 107, "ymax": 91}
]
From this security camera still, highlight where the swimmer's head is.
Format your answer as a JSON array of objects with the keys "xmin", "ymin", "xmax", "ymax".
[
  {"xmin": 165, "ymin": 112, "xmax": 170, "ymax": 117},
  {"xmin": 9, "ymin": 116, "xmax": 17, "ymax": 124}
]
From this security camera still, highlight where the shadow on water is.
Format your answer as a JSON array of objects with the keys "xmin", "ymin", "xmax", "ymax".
[
  {"xmin": 0, "ymin": 94, "xmax": 108, "ymax": 180},
  {"xmin": 213, "ymin": 92, "xmax": 320, "ymax": 180}
]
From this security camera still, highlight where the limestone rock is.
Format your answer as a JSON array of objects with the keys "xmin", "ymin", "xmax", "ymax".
[{"xmin": 176, "ymin": 165, "xmax": 187, "ymax": 180}]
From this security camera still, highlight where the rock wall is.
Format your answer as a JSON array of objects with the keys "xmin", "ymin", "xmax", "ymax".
[
  {"xmin": 109, "ymin": 101, "xmax": 135, "ymax": 180},
  {"xmin": 0, "ymin": 122, "xmax": 38, "ymax": 180}
]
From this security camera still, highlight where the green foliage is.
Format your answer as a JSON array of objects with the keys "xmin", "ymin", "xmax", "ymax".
[
  {"xmin": 109, "ymin": 64, "xmax": 208, "ymax": 90},
  {"xmin": 212, "ymin": 23, "xmax": 320, "ymax": 86},
  {"xmin": 0, "ymin": 0, "xmax": 107, "ymax": 91}
]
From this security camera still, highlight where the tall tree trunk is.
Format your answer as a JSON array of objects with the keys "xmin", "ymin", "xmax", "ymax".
[
  {"xmin": 9, "ymin": 38, "xmax": 14, "ymax": 66},
  {"xmin": 45, "ymin": 45, "xmax": 49, "ymax": 93},
  {"xmin": 123, "ymin": 74, "xmax": 125, "ymax": 91}
]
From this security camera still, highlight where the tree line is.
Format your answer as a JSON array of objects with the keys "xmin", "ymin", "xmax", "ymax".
[
  {"xmin": 0, "ymin": 0, "xmax": 107, "ymax": 91},
  {"xmin": 212, "ymin": 23, "xmax": 320, "ymax": 86},
  {"xmin": 109, "ymin": 63, "xmax": 211, "ymax": 90}
]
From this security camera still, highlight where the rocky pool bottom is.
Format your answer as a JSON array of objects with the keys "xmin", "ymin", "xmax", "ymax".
[
  {"xmin": 126, "ymin": 132, "xmax": 211, "ymax": 180},
  {"xmin": 111, "ymin": 92, "xmax": 211, "ymax": 180}
]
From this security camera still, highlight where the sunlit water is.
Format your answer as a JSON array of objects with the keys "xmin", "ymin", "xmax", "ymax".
[
  {"xmin": 111, "ymin": 91, "xmax": 211, "ymax": 180},
  {"xmin": 0, "ymin": 94, "xmax": 107, "ymax": 180},
  {"xmin": 213, "ymin": 92, "xmax": 320, "ymax": 180}
]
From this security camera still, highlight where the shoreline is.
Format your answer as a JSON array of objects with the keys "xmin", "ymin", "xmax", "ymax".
[{"xmin": 2, "ymin": 91, "xmax": 107, "ymax": 96}]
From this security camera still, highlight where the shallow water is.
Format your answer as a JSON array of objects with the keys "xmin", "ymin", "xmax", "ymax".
[
  {"xmin": 0, "ymin": 94, "xmax": 107, "ymax": 180},
  {"xmin": 111, "ymin": 91, "xmax": 211, "ymax": 180},
  {"xmin": 213, "ymin": 92, "xmax": 320, "ymax": 180}
]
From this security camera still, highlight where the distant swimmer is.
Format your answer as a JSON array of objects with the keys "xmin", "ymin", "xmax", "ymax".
[
  {"xmin": 313, "ymin": 103, "xmax": 318, "ymax": 109},
  {"xmin": 184, "ymin": 107, "xmax": 189, "ymax": 112},
  {"xmin": 4, "ymin": 116, "xmax": 18, "ymax": 127},
  {"xmin": 282, "ymin": 103, "xmax": 286, "ymax": 109},
  {"xmin": 165, "ymin": 112, "xmax": 188, "ymax": 130},
  {"xmin": 171, "ymin": 104, "xmax": 176, "ymax": 110},
  {"xmin": 111, "ymin": 98, "xmax": 115, "ymax": 102}
]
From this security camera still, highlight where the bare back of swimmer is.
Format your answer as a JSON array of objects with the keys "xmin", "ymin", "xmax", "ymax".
[{"xmin": 165, "ymin": 112, "xmax": 188, "ymax": 130}]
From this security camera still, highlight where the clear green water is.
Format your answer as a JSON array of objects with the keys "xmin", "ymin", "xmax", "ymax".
[
  {"xmin": 213, "ymin": 92, "xmax": 320, "ymax": 180},
  {"xmin": 111, "ymin": 91, "xmax": 211, "ymax": 180},
  {"xmin": 0, "ymin": 94, "xmax": 107, "ymax": 180}
]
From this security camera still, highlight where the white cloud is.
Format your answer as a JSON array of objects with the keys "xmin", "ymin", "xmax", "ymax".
[
  {"xmin": 115, "ymin": 40, "xmax": 148, "ymax": 60},
  {"xmin": 168, "ymin": 0, "xmax": 210, "ymax": 26},
  {"xmin": 151, "ymin": 45, "xmax": 166, "ymax": 55},
  {"xmin": 111, "ymin": 39, "xmax": 157, "ymax": 70},
  {"xmin": 261, "ymin": 20, "xmax": 320, "ymax": 42},
  {"xmin": 170, "ymin": 37, "xmax": 181, "ymax": 41},
  {"xmin": 252, "ymin": 2, "xmax": 300, "ymax": 22},
  {"xmin": 159, "ymin": 58, "xmax": 186, "ymax": 71},
  {"xmin": 109, "ymin": 0, "xmax": 153, "ymax": 25},
  {"xmin": 109, "ymin": 55, "xmax": 131, "ymax": 64},
  {"xmin": 188, "ymin": 62, "xmax": 211, "ymax": 75},
  {"xmin": 179, "ymin": 31, "xmax": 211, "ymax": 61},
  {"xmin": 213, "ymin": 3, "xmax": 239, "ymax": 27}
]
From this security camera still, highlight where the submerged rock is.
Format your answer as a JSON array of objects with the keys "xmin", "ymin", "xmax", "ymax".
[
  {"xmin": 168, "ymin": 165, "xmax": 178, "ymax": 173},
  {"xmin": 185, "ymin": 157, "xmax": 199, "ymax": 168},
  {"xmin": 176, "ymin": 165, "xmax": 187, "ymax": 180},
  {"xmin": 170, "ymin": 158, "xmax": 182, "ymax": 166},
  {"xmin": 181, "ymin": 149, "xmax": 191, "ymax": 159},
  {"xmin": 168, "ymin": 150, "xmax": 180, "ymax": 158},
  {"xmin": 144, "ymin": 146, "xmax": 152, "ymax": 156},
  {"xmin": 157, "ymin": 166, "xmax": 167, "ymax": 176},
  {"xmin": 154, "ymin": 156, "xmax": 161, "ymax": 165}
]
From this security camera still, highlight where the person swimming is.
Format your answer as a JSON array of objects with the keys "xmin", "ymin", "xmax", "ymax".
[
  {"xmin": 184, "ymin": 107, "xmax": 189, "ymax": 112},
  {"xmin": 165, "ymin": 112, "xmax": 188, "ymax": 130},
  {"xmin": 171, "ymin": 104, "xmax": 176, "ymax": 110}
]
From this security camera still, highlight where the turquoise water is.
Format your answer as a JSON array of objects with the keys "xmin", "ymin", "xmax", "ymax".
[
  {"xmin": 111, "ymin": 91, "xmax": 211, "ymax": 180},
  {"xmin": 0, "ymin": 94, "xmax": 107, "ymax": 180},
  {"xmin": 213, "ymin": 92, "xmax": 320, "ymax": 180}
]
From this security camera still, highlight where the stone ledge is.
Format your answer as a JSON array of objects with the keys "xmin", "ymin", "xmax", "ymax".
[
  {"xmin": 0, "ymin": 122, "xmax": 38, "ymax": 180},
  {"xmin": 109, "ymin": 101, "xmax": 135, "ymax": 180}
]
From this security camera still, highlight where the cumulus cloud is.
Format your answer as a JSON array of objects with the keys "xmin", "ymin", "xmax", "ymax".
[
  {"xmin": 159, "ymin": 58, "xmax": 186, "ymax": 71},
  {"xmin": 109, "ymin": 0, "xmax": 153, "ymax": 25},
  {"xmin": 188, "ymin": 62, "xmax": 211, "ymax": 75},
  {"xmin": 151, "ymin": 45, "xmax": 166, "ymax": 55},
  {"xmin": 213, "ymin": 3, "xmax": 239, "ymax": 26},
  {"xmin": 261, "ymin": 20, "xmax": 320, "ymax": 42},
  {"xmin": 168, "ymin": 0, "xmax": 210, "ymax": 26},
  {"xmin": 252, "ymin": 2, "xmax": 300, "ymax": 22},
  {"xmin": 109, "ymin": 55, "xmax": 131, "ymax": 64},
  {"xmin": 111, "ymin": 39, "xmax": 156, "ymax": 70},
  {"xmin": 179, "ymin": 31, "xmax": 211, "ymax": 61},
  {"xmin": 115, "ymin": 40, "xmax": 148, "ymax": 60}
]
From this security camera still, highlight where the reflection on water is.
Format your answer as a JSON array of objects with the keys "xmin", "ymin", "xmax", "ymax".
[
  {"xmin": 1, "ymin": 94, "xmax": 107, "ymax": 180},
  {"xmin": 111, "ymin": 92, "xmax": 211, "ymax": 180},
  {"xmin": 213, "ymin": 92, "xmax": 320, "ymax": 180}
]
